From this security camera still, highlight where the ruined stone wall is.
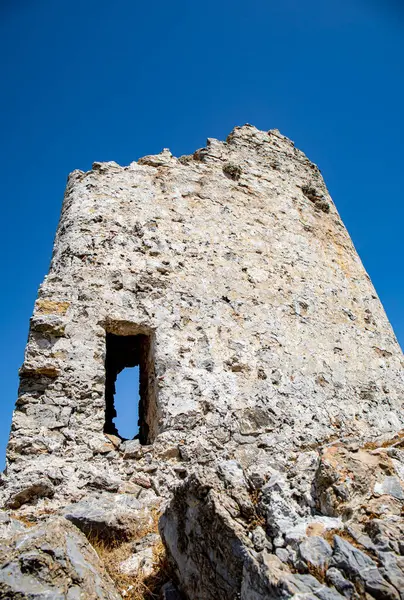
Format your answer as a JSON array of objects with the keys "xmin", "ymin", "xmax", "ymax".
[{"xmin": 2, "ymin": 125, "xmax": 403, "ymax": 514}]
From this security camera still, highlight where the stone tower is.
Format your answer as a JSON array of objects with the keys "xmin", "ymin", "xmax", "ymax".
[{"xmin": 2, "ymin": 126, "xmax": 404, "ymax": 600}]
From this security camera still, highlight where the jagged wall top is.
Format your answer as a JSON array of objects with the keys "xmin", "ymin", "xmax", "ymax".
[{"xmin": 68, "ymin": 125, "xmax": 323, "ymax": 183}]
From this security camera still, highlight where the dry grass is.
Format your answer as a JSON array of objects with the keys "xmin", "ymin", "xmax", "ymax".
[
  {"xmin": 10, "ymin": 504, "xmax": 57, "ymax": 528},
  {"xmin": 94, "ymin": 538, "xmax": 171, "ymax": 599},
  {"xmin": 249, "ymin": 488, "xmax": 261, "ymax": 506},
  {"xmin": 306, "ymin": 562, "xmax": 326, "ymax": 584},
  {"xmin": 322, "ymin": 527, "xmax": 355, "ymax": 547},
  {"xmin": 246, "ymin": 514, "xmax": 266, "ymax": 531},
  {"xmin": 322, "ymin": 527, "xmax": 378, "ymax": 560},
  {"xmin": 246, "ymin": 488, "xmax": 266, "ymax": 531},
  {"xmin": 10, "ymin": 513, "xmax": 37, "ymax": 528},
  {"xmin": 90, "ymin": 510, "xmax": 174, "ymax": 600}
]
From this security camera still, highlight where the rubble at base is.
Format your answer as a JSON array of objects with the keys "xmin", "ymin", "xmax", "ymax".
[
  {"xmin": 160, "ymin": 437, "xmax": 404, "ymax": 600},
  {"xmin": 2, "ymin": 432, "xmax": 403, "ymax": 599}
]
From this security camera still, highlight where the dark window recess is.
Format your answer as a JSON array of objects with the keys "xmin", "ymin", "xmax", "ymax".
[{"xmin": 104, "ymin": 333, "xmax": 156, "ymax": 444}]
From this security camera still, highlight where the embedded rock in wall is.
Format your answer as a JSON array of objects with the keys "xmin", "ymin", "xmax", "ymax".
[
  {"xmin": 63, "ymin": 491, "xmax": 156, "ymax": 542},
  {"xmin": 1, "ymin": 125, "xmax": 404, "ymax": 598}
]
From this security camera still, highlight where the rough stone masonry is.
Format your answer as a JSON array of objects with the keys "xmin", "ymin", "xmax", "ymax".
[{"xmin": 1, "ymin": 125, "xmax": 404, "ymax": 599}]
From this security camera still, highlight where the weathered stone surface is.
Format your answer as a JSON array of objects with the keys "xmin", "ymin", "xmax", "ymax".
[
  {"xmin": 299, "ymin": 536, "xmax": 333, "ymax": 569},
  {"xmin": 365, "ymin": 518, "xmax": 404, "ymax": 554},
  {"xmin": 160, "ymin": 455, "xmax": 404, "ymax": 599},
  {"xmin": 374, "ymin": 476, "xmax": 404, "ymax": 500},
  {"xmin": 315, "ymin": 442, "xmax": 404, "ymax": 520},
  {"xmin": 2, "ymin": 125, "xmax": 404, "ymax": 598},
  {"xmin": 160, "ymin": 467, "xmax": 348, "ymax": 599},
  {"xmin": 331, "ymin": 535, "xmax": 399, "ymax": 599},
  {"xmin": 326, "ymin": 567, "xmax": 357, "ymax": 599},
  {"xmin": 64, "ymin": 492, "xmax": 154, "ymax": 542},
  {"xmin": 121, "ymin": 439, "xmax": 143, "ymax": 459},
  {"xmin": 63, "ymin": 493, "xmax": 155, "ymax": 541},
  {"xmin": 159, "ymin": 469, "xmax": 249, "ymax": 599},
  {"xmin": 0, "ymin": 511, "xmax": 26, "ymax": 539},
  {"xmin": 119, "ymin": 547, "xmax": 154, "ymax": 577},
  {"xmin": 118, "ymin": 532, "xmax": 161, "ymax": 578},
  {"xmin": 0, "ymin": 517, "xmax": 121, "ymax": 599},
  {"xmin": 251, "ymin": 525, "xmax": 272, "ymax": 552},
  {"xmin": 5, "ymin": 477, "xmax": 55, "ymax": 509},
  {"xmin": 377, "ymin": 552, "xmax": 404, "ymax": 600},
  {"xmin": 131, "ymin": 531, "xmax": 160, "ymax": 553}
]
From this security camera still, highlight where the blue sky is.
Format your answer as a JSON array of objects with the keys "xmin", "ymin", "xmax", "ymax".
[
  {"xmin": 1, "ymin": 0, "xmax": 403, "ymax": 462},
  {"xmin": 114, "ymin": 367, "xmax": 140, "ymax": 440}
]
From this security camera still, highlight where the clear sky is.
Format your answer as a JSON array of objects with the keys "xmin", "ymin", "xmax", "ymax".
[{"xmin": 1, "ymin": 0, "xmax": 403, "ymax": 463}]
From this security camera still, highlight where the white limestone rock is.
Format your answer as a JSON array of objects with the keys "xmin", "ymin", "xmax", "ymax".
[
  {"xmin": 0, "ymin": 518, "xmax": 120, "ymax": 599},
  {"xmin": 119, "ymin": 547, "xmax": 154, "ymax": 577}
]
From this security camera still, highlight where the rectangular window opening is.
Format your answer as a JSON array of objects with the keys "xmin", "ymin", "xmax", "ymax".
[{"xmin": 104, "ymin": 332, "xmax": 156, "ymax": 445}]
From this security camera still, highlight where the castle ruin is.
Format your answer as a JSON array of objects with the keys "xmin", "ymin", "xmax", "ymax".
[{"xmin": 1, "ymin": 126, "xmax": 404, "ymax": 600}]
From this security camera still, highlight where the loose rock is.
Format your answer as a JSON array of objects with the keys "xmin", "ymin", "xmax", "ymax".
[{"xmin": 0, "ymin": 518, "xmax": 120, "ymax": 599}]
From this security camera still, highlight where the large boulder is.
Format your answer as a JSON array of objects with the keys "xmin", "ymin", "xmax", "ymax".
[
  {"xmin": 160, "ymin": 456, "xmax": 404, "ymax": 600},
  {"xmin": 159, "ymin": 467, "xmax": 345, "ymax": 600},
  {"xmin": 159, "ymin": 468, "xmax": 251, "ymax": 599},
  {"xmin": 0, "ymin": 517, "xmax": 121, "ymax": 599},
  {"xmin": 63, "ymin": 491, "xmax": 155, "ymax": 542},
  {"xmin": 330, "ymin": 535, "xmax": 400, "ymax": 600}
]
